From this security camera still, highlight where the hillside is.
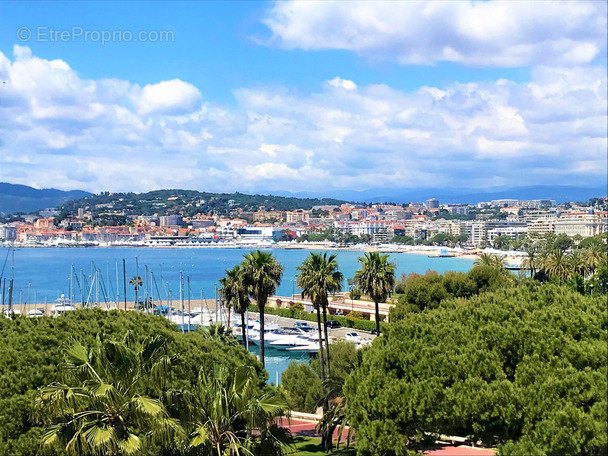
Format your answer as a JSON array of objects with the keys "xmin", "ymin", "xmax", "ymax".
[
  {"xmin": 57, "ymin": 189, "xmax": 347, "ymax": 220},
  {"xmin": 0, "ymin": 183, "xmax": 91, "ymax": 215}
]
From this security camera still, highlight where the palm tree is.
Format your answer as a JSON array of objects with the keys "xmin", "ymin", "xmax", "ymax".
[
  {"xmin": 354, "ymin": 252, "xmax": 396, "ymax": 335},
  {"xmin": 31, "ymin": 335, "xmax": 183, "ymax": 456},
  {"xmin": 585, "ymin": 242, "xmax": 607, "ymax": 275},
  {"xmin": 241, "ymin": 250, "xmax": 283, "ymax": 368},
  {"xmin": 567, "ymin": 249, "xmax": 587, "ymax": 278},
  {"xmin": 522, "ymin": 246, "xmax": 539, "ymax": 277},
  {"xmin": 475, "ymin": 252, "xmax": 506, "ymax": 269},
  {"xmin": 172, "ymin": 364, "xmax": 291, "ymax": 456},
  {"xmin": 129, "ymin": 275, "xmax": 142, "ymax": 310},
  {"xmin": 219, "ymin": 265, "xmax": 251, "ymax": 349},
  {"xmin": 544, "ymin": 249, "xmax": 571, "ymax": 282},
  {"xmin": 297, "ymin": 252, "xmax": 343, "ymax": 379}
]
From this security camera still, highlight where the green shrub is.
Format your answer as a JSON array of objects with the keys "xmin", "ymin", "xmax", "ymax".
[{"xmin": 0, "ymin": 310, "xmax": 264, "ymax": 456}]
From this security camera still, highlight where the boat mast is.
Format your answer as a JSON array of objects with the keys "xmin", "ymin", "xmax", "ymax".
[
  {"xmin": 179, "ymin": 271, "xmax": 184, "ymax": 331},
  {"xmin": 115, "ymin": 260, "xmax": 119, "ymax": 307},
  {"xmin": 8, "ymin": 242, "xmax": 14, "ymax": 313},
  {"xmin": 122, "ymin": 259, "xmax": 127, "ymax": 311},
  {"xmin": 70, "ymin": 264, "xmax": 74, "ymax": 307}
]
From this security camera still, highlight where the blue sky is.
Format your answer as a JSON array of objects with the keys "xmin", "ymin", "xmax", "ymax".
[{"xmin": 0, "ymin": 1, "xmax": 606, "ymax": 195}]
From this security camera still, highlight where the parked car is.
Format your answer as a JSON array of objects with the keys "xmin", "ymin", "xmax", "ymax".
[
  {"xmin": 344, "ymin": 332, "xmax": 362, "ymax": 343},
  {"xmin": 326, "ymin": 320, "xmax": 342, "ymax": 329}
]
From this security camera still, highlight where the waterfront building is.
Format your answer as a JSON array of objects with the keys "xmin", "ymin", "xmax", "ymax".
[
  {"xmin": 0, "ymin": 224, "xmax": 17, "ymax": 241},
  {"xmin": 236, "ymin": 226, "xmax": 283, "ymax": 243}
]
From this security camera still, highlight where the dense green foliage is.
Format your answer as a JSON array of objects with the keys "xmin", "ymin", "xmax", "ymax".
[
  {"xmin": 31, "ymin": 335, "xmax": 184, "ymax": 456},
  {"xmin": 345, "ymin": 284, "xmax": 607, "ymax": 456},
  {"xmin": 0, "ymin": 310, "xmax": 265, "ymax": 456},
  {"xmin": 281, "ymin": 363, "xmax": 322, "ymax": 413},
  {"xmin": 282, "ymin": 341, "xmax": 360, "ymax": 415},
  {"xmin": 390, "ymin": 265, "xmax": 514, "ymax": 320}
]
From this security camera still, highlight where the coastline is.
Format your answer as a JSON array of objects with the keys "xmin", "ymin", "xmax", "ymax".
[{"xmin": 4, "ymin": 242, "xmax": 480, "ymax": 260}]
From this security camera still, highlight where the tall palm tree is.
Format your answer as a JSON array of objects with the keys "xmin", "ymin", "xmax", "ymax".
[
  {"xmin": 354, "ymin": 252, "xmax": 396, "ymax": 335},
  {"xmin": 171, "ymin": 364, "xmax": 291, "ymax": 456},
  {"xmin": 128, "ymin": 275, "xmax": 142, "ymax": 310},
  {"xmin": 544, "ymin": 249, "xmax": 571, "ymax": 282},
  {"xmin": 31, "ymin": 335, "xmax": 183, "ymax": 456},
  {"xmin": 567, "ymin": 249, "xmax": 587, "ymax": 278},
  {"xmin": 522, "ymin": 246, "xmax": 539, "ymax": 277},
  {"xmin": 585, "ymin": 242, "xmax": 607, "ymax": 275},
  {"xmin": 241, "ymin": 250, "xmax": 283, "ymax": 368},
  {"xmin": 297, "ymin": 252, "xmax": 343, "ymax": 379},
  {"xmin": 219, "ymin": 265, "xmax": 251, "ymax": 349}
]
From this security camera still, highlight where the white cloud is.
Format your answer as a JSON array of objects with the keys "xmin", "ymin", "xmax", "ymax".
[
  {"xmin": 138, "ymin": 79, "xmax": 202, "ymax": 115},
  {"xmin": 328, "ymin": 77, "xmax": 357, "ymax": 90},
  {"xmin": 0, "ymin": 46, "xmax": 605, "ymax": 194},
  {"xmin": 262, "ymin": 1, "xmax": 607, "ymax": 67}
]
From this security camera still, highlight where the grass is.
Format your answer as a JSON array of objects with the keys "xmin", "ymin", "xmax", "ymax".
[{"xmin": 289, "ymin": 436, "xmax": 356, "ymax": 456}]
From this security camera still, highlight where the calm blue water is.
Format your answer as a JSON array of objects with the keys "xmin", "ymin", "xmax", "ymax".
[
  {"xmin": 247, "ymin": 344, "xmax": 312, "ymax": 385},
  {"xmin": 0, "ymin": 247, "xmax": 473, "ymax": 304}
]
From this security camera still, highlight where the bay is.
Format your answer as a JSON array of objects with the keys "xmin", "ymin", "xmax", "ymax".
[
  {"xmin": 0, "ymin": 247, "xmax": 474, "ymax": 304},
  {"xmin": 0, "ymin": 246, "xmax": 474, "ymax": 383}
]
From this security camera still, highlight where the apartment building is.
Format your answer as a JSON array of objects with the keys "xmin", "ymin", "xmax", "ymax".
[
  {"xmin": 460, "ymin": 221, "xmax": 487, "ymax": 245},
  {"xmin": 554, "ymin": 213, "xmax": 608, "ymax": 238}
]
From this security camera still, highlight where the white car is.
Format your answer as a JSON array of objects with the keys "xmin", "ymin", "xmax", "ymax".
[{"xmin": 344, "ymin": 332, "xmax": 362, "ymax": 343}]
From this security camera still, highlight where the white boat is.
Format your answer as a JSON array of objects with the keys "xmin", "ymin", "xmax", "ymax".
[
  {"xmin": 286, "ymin": 343, "xmax": 319, "ymax": 353},
  {"xmin": 50, "ymin": 304, "xmax": 76, "ymax": 316},
  {"xmin": 27, "ymin": 308, "xmax": 45, "ymax": 317},
  {"xmin": 248, "ymin": 327, "xmax": 301, "ymax": 346},
  {"xmin": 269, "ymin": 334, "xmax": 313, "ymax": 350}
]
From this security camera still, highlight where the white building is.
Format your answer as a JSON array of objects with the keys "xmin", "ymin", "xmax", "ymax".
[
  {"xmin": 460, "ymin": 221, "xmax": 487, "ymax": 246},
  {"xmin": 236, "ymin": 226, "xmax": 283, "ymax": 243},
  {"xmin": 554, "ymin": 213, "xmax": 608, "ymax": 238}
]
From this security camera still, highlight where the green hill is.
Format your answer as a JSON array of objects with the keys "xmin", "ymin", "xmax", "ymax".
[
  {"xmin": 0, "ymin": 183, "xmax": 91, "ymax": 215},
  {"xmin": 58, "ymin": 189, "xmax": 346, "ymax": 220}
]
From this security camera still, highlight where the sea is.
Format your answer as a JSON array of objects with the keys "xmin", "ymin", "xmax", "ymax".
[{"xmin": 0, "ymin": 246, "xmax": 474, "ymax": 383}]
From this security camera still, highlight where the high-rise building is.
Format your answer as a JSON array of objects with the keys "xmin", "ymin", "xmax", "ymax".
[{"xmin": 426, "ymin": 198, "xmax": 439, "ymax": 209}]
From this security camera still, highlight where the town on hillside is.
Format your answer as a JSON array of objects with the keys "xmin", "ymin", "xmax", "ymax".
[{"xmin": 1, "ymin": 192, "xmax": 606, "ymax": 249}]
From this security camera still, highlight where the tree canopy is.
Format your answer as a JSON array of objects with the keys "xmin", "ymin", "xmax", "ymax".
[
  {"xmin": 0, "ymin": 310, "xmax": 265, "ymax": 456},
  {"xmin": 345, "ymin": 284, "xmax": 607, "ymax": 456}
]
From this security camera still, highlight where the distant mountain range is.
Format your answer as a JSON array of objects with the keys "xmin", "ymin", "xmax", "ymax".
[
  {"xmin": 272, "ymin": 185, "xmax": 607, "ymax": 204},
  {"xmin": 0, "ymin": 183, "xmax": 91, "ymax": 215}
]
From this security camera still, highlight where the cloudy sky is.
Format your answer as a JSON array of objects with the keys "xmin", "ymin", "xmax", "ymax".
[{"xmin": 0, "ymin": 1, "xmax": 606, "ymax": 195}]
